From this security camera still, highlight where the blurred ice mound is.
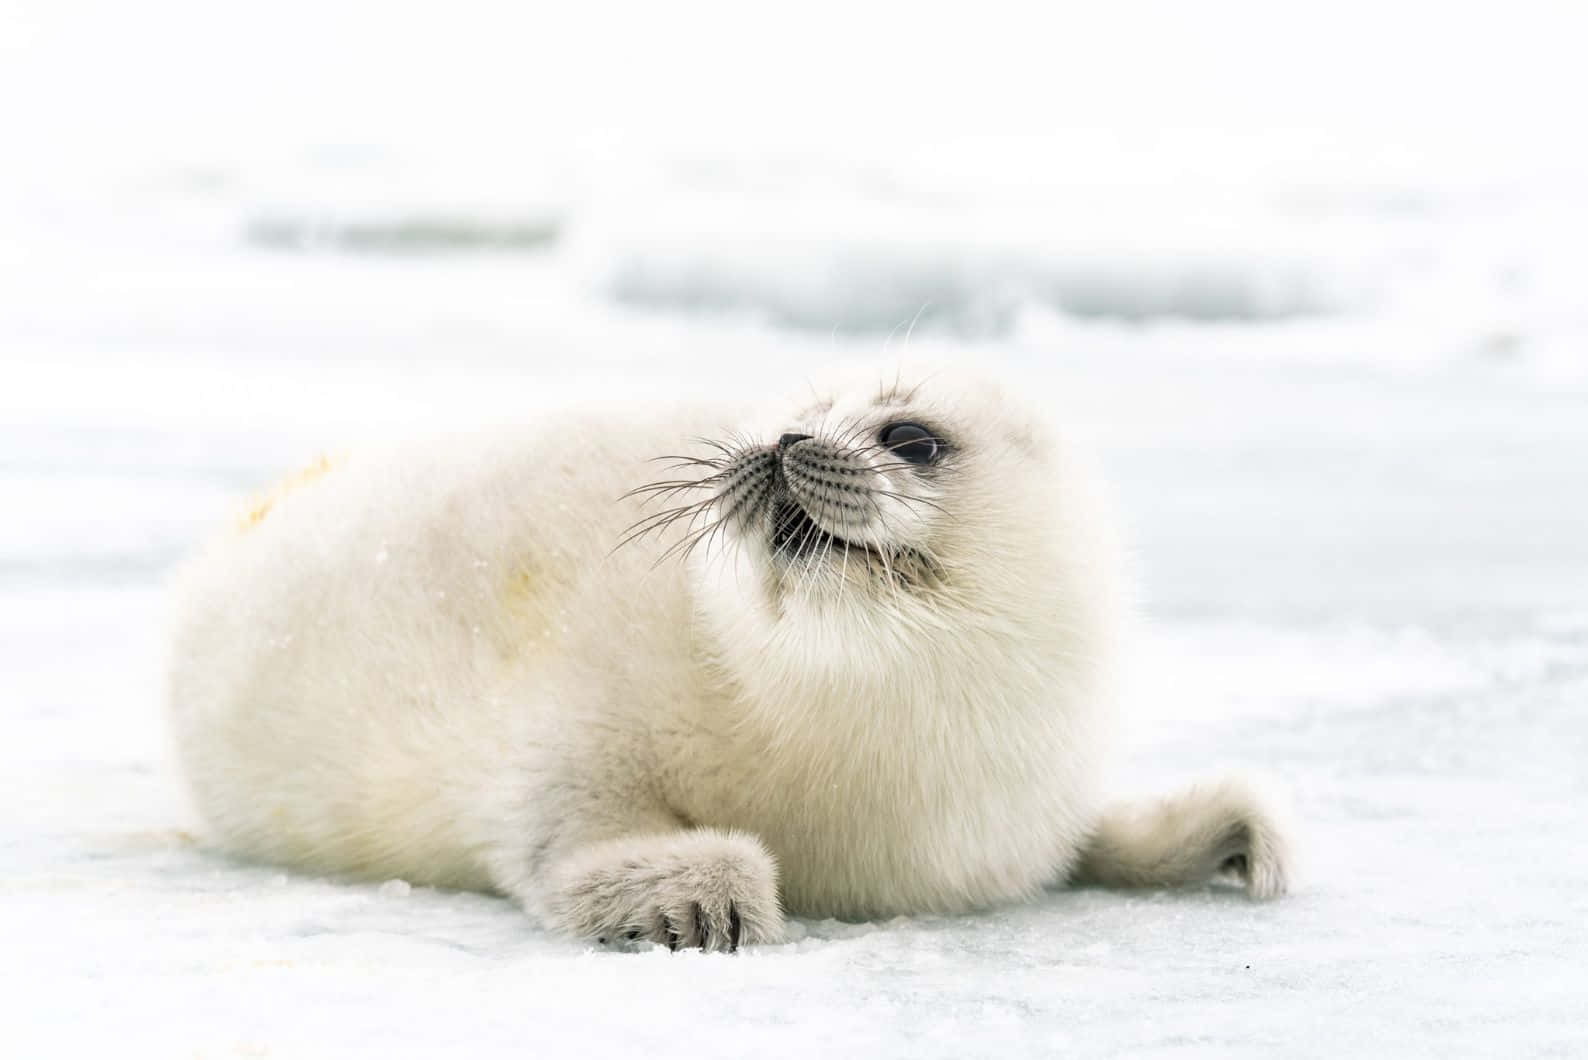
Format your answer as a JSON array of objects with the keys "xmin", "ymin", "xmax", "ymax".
[
  {"xmin": 601, "ymin": 236, "xmax": 1361, "ymax": 335},
  {"xmin": 247, "ymin": 212, "xmax": 560, "ymax": 254},
  {"xmin": 235, "ymin": 152, "xmax": 566, "ymax": 254},
  {"xmin": 580, "ymin": 140, "xmax": 1388, "ymax": 333}
]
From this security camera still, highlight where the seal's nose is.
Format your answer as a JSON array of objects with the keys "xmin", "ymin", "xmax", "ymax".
[{"xmin": 778, "ymin": 432, "xmax": 813, "ymax": 451}]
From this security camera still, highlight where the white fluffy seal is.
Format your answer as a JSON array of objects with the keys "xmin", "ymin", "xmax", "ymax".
[{"xmin": 167, "ymin": 365, "xmax": 1292, "ymax": 950}]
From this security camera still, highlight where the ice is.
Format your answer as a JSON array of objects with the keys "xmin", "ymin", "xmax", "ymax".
[
  {"xmin": 6, "ymin": 342, "xmax": 1586, "ymax": 1058},
  {"xmin": 4, "ymin": 0, "xmax": 1588, "ymax": 1054}
]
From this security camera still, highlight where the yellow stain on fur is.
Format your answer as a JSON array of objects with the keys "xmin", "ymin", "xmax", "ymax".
[
  {"xmin": 506, "ymin": 566, "xmax": 536, "ymax": 602},
  {"xmin": 497, "ymin": 556, "xmax": 578, "ymax": 659},
  {"xmin": 237, "ymin": 453, "xmax": 340, "ymax": 531},
  {"xmin": 503, "ymin": 565, "xmax": 550, "ymax": 630}
]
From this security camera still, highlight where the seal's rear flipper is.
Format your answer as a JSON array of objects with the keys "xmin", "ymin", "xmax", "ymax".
[{"xmin": 1070, "ymin": 776, "xmax": 1295, "ymax": 899}]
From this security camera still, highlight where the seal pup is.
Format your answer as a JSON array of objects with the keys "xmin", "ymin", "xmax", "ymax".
[{"xmin": 166, "ymin": 365, "xmax": 1292, "ymax": 951}]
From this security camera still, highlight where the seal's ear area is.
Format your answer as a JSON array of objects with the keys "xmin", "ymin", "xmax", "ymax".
[{"xmin": 1069, "ymin": 775, "xmax": 1297, "ymax": 900}]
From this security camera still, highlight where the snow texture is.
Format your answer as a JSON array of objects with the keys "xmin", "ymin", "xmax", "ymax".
[{"xmin": 3, "ymin": 1, "xmax": 1588, "ymax": 1055}]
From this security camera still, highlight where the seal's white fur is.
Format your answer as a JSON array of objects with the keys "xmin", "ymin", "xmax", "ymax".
[{"xmin": 167, "ymin": 365, "xmax": 1292, "ymax": 949}]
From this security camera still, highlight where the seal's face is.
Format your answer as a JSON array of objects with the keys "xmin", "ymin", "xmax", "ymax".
[
  {"xmin": 628, "ymin": 368, "xmax": 1066, "ymax": 615},
  {"xmin": 720, "ymin": 404, "xmax": 951, "ymax": 590}
]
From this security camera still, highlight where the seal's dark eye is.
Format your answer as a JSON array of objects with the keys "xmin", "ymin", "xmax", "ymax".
[{"xmin": 879, "ymin": 422, "xmax": 940, "ymax": 464}]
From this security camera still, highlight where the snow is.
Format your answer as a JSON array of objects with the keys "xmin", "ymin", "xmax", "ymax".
[{"xmin": 4, "ymin": 0, "xmax": 1588, "ymax": 1055}]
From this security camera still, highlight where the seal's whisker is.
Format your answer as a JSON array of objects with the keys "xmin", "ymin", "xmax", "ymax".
[
  {"xmin": 690, "ymin": 520, "xmax": 727, "ymax": 561},
  {"xmin": 650, "ymin": 461, "xmax": 727, "ymax": 478},
  {"xmin": 628, "ymin": 484, "xmax": 716, "ymax": 509},
  {"xmin": 624, "ymin": 486, "xmax": 711, "ymax": 507},
  {"xmin": 621, "ymin": 477, "xmax": 723, "ymax": 501},
  {"xmin": 613, "ymin": 499, "xmax": 716, "ymax": 553},
  {"xmin": 649, "ymin": 454, "xmax": 727, "ymax": 469},
  {"xmin": 819, "ymin": 524, "xmax": 844, "ymax": 596},
  {"xmin": 849, "ymin": 444, "xmax": 952, "ymax": 464},
  {"xmin": 672, "ymin": 472, "xmax": 769, "ymax": 567},
  {"xmin": 863, "ymin": 460, "xmax": 965, "ymax": 484},
  {"xmin": 688, "ymin": 435, "xmax": 738, "ymax": 457},
  {"xmin": 836, "ymin": 519, "xmax": 854, "ymax": 594},
  {"xmin": 868, "ymin": 488, "xmax": 950, "ymax": 517},
  {"xmin": 834, "ymin": 416, "xmax": 874, "ymax": 451},
  {"xmin": 793, "ymin": 528, "xmax": 823, "ymax": 598},
  {"xmin": 662, "ymin": 483, "xmax": 754, "ymax": 568},
  {"xmin": 858, "ymin": 491, "xmax": 916, "ymax": 598},
  {"xmin": 902, "ymin": 301, "xmax": 930, "ymax": 350},
  {"xmin": 652, "ymin": 514, "xmax": 722, "ymax": 569},
  {"xmin": 618, "ymin": 496, "xmax": 712, "ymax": 531},
  {"xmin": 690, "ymin": 507, "xmax": 738, "ymax": 566},
  {"xmin": 624, "ymin": 476, "xmax": 731, "ymax": 506},
  {"xmin": 797, "ymin": 507, "xmax": 827, "ymax": 582}
]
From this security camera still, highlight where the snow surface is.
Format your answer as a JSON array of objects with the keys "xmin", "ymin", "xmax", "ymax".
[{"xmin": 4, "ymin": 1, "xmax": 1588, "ymax": 1055}]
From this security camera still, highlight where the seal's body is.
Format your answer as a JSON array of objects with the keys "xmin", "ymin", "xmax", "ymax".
[{"xmin": 168, "ymin": 367, "xmax": 1291, "ymax": 949}]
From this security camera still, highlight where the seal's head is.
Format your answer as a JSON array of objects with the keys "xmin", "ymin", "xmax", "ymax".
[{"xmin": 633, "ymin": 365, "xmax": 1124, "ymax": 688}]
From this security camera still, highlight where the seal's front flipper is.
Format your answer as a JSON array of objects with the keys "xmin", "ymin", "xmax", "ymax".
[
  {"xmin": 532, "ymin": 828, "xmax": 785, "ymax": 951},
  {"xmin": 1070, "ymin": 776, "xmax": 1294, "ymax": 899}
]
